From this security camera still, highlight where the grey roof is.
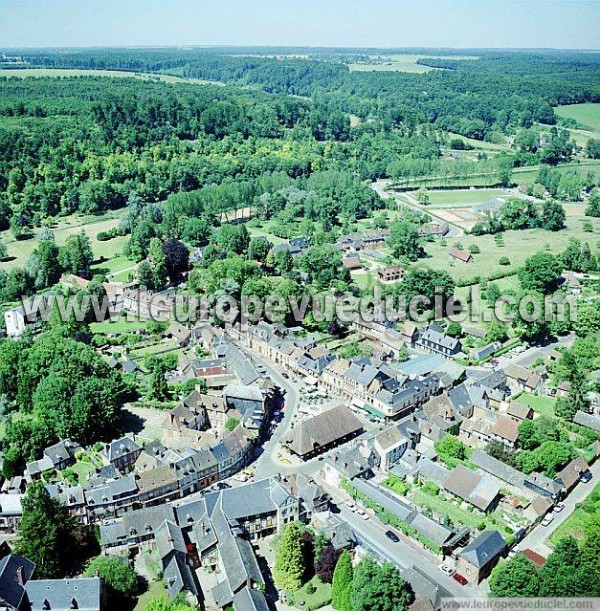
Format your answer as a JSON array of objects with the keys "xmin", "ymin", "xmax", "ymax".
[
  {"xmin": 233, "ymin": 587, "xmax": 270, "ymax": 611},
  {"xmin": 25, "ymin": 577, "xmax": 102, "ymax": 611},
  {"xmin": 417, "ymin": 457, "xmax": 451, "ymax": 487},
  {"xmin": 459, "ymin": 530, "xmax": 506, "ymax": 569},
  {"xmin": 224, "ymin": 384, "xmax": 264, "ymax": 403},
  {"xmin": 156, "ymin": 520, "xmax": 187, "ymax": 560},
  {"xmin": 164, "ymin": 553, "xmax": 199, "ymax": 599},
  {"xmin": 224, "ymin": 341, "xmax": 260, "ymax": 386},
  {"xmin": 285, "ymin": 406, "xmax": 363, "ymax": 456},
  {"xmin": 401, "ymin": 566, "xmax": 450, "ymax": 610},
  {"xmin": 573, "ymin": 411, "xmax": 600, "ymax": 432},
  {"xmin": 174, "ymin": 499, "xmax": 206, "ymax": 527},
  {"xmin": 43, "ymin": 439, "xmax": 80, "ymax": 466},
  {"xmin": 418, "ymin": 325, "xmax": 461, "ymax": 352},
  {"xmin": 472, "ymin": 342, "xmax": 502, "ymax": 361},
  {"xmin": 0, "ymin": 554, "xmax": 35, "ymax": 610},
  {"xmin": 122, "ymin": 504, "xmax": 176, "ymax": 538},
  {"xmin": 205, "ymin": 478, "xmax": 294, "ymax": 521},
  {"xmin": 107, "ymin": 436, "xmax": 141, "ymax": 461}
]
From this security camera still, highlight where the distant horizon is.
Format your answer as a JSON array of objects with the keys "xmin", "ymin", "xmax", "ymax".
[
  {"xmin": 1, "ymin": 1, "xmax": 599, "ymax": 50},
  {"xmin": 3, "ymin": 45, "xmax": 600, "ymax": 52}
]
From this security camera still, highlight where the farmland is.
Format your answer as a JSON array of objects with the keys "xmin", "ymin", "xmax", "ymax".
[
  {"xmin": 556, "ymin": 103, "xmax": 600, "ymax": 134},
  {"xmin": 348, "ymin": 54, "xmax": 478, "ymax": 73}
]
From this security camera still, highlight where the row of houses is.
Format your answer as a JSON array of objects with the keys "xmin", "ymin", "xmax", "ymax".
[{"xmin": 100, "ymin": 477, "xmax": 301, "ymax": 607}]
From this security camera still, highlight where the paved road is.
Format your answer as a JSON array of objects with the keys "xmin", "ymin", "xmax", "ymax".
[
  {"xmin": 371, "ymin": 179, "xmax": 464, "ymax": 237},
  {"xmin": 321, "ymin": 483, "xmax": 481, "ymax": 599},
  {"xmin": 517, "ymin": 460, "xmax": 600, "ymax": 554},
  {"xmin": 238, "ymin": 344, "xmax": 302, "ymax": 480}
]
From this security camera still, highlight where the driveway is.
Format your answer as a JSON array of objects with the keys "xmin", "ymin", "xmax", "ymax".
[{"xmin": 517, "ymin": 459, "xmax": 600, "ymax": 554}]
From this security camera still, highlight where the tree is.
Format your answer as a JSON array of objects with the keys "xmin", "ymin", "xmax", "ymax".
[
  {"xmin": 14, "ymin": 481, "xmax": 77, "ymax": 578},
  {"xmin": 585, "ymin": 191, "xmax": 600, "ymax": 217},
  {"xmin": 587, "ymin": 138, "xmax": 600, "ymax": 160},
  {"xmin": 350, "ymin": 557, "xmax": 413, "ymax": 611},
  {"xmin": 248, "ymin": 237, "xmax": 272, "ymax": 263},
  {"xmin": 316, "ymin": 545, "xmax": 340, "ymax": 584},
  {"xmin": 162, "ymin": 238, "xmax": 189, "ymax": 281},
  {"xmin": 540, "ymin": 200, "xmax": 566, "ymax": 231},
  {"xmin": 518, "ymin": 252, "xmax": 562, "ymax": 294},
  {"xmin": 387, "ymin": 221, "xmax": 424, "ymax": 261},
  {"xmin": 137, "ymin": 260, "xmax": 155, "ymax": 289},
  {"xmin": 148, "ymin": 238, "xmax": 168, "ymax": 287},
  {"xmin": 0, "ymin": 240, "xmax": 6, "ymax": 261},
  {"xmin": 146, "ymin": 596, "xmax": 197, "ymax": 611},
  {"xmin": 148, "ymin": 359, "xmax": 170, "ymax": 402},
  {"xmin": 59, "ymin": 232, "xmax": 94, "ymax": 278},
  {"xmin": 332, "ymin": 550, "xmax": 353, "ymax": 611},
  {"xmin": 489, "ymin": 556, "xmax": 540, "ymax": 597},
  {"xmin": 273, "ymin": 522, "xmax": 307, "ymax": 592},
  {"xmin": 85, "ymin": 555, "xmax": 138, "ymax": 596}
]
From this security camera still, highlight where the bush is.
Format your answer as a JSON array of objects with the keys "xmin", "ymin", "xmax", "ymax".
[
  {"xmin": 468, "ymin": 244, "xmax": 481, "ymax": 254},
  {"xmin": 499, "ymin": 256, "xmax": 511, "ymax": 265},
  {"xmin": 422, "ymin": 481, "xmax": 440, "ymax": 496}
]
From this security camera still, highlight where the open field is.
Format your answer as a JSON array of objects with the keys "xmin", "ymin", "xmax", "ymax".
[
  {"xmin": 420, "ymin": 211, "xmax": 600, "ymax": 282},
  {"xmin": 556, "ymin": 103, "xmax": 600, "ymax": 134},
  {"xmin": 444, "ymin": 132, "xmax": 511, "ymax": 152},
  {"xmin": 0, "ymin": 67, "xmax": 220, "ymax": 86},
  {"xmin": 393, "ymin": 160, "xmax": 600, "ymax": 190},
  {"xmin": 424, "ymin": 188, "xmax": 508, "ymax": 207},
  {"xmin": 349, "ymin": 54, "xmax": 478, "ymax": 74},
  {"xmin": 0, "ymin": 211, "xmax": 128, "ymax": 273}
]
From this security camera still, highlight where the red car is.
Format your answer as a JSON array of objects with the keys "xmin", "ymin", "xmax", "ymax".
[{"xmin": 452, "ymin": 573, "xmax": 468, "ymax": 586}]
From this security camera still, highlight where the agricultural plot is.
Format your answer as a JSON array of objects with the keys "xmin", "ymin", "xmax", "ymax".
[
  {"xmin": 0, "ymin": 67, "xmax": 219, "ymax": 86},
  {"xmin": 349, "ymin": 54, "xmax": 477, "ymax": 74},
  {"xmin": 555, "ymin": 103, "xmax": 600, "ymax": 134},
  {"xmin": 424, "ymin": 188, "xmax": 509, "ymax": 207}
]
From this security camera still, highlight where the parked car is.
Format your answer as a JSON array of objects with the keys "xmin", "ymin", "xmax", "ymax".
[
  {"xmin": 439, "ymin": 564, "xmax": 454, "ymax": 576},
  {"xmin": 541, "ymin": 514, "xmax": 554, "ymax": 527},
  {"xmin": 385, "ymin": 530, "xmax": 400, "ymax": 543},
  {"xmin": 282, "ymin": 372, "xmax": 289, "ymax": 379},
  {"xmin": 581, "ymin": 471, "xmax": 592, "ymax": 483},
  {"xmin": 346, "ymin": 502, "xmax": 356, "ymax": 512},
  {"xmin": 508, "ymin": 549, "xmax": 518, "ymax": 558},
  {"xmin": 453, "ymin": 573, "xmax": 468, "ymax": 585},
  {"xmin": 553, "ymin": 502, "xmax": 565, "ymax": 513},
  {"xmin": 357, "ymin": 509, "xmax": 368, "ymax": 520}
]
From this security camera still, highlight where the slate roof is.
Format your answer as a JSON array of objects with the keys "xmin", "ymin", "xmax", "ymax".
[
  {"xmin": 25, "ymin": 577, "xmax": 102, "ymax": 611},
  {"xmin": 233, "ymin": 587, "xmax": 270, "ymax": 611},
  {"xmin": 285, "ymin": 406, "xmax": 363, "ymax": 456},
  {"xmin": 0, "ymin": 554, "xmax": 35, "ymax": 610},
  {"xmin": 374, "ymin": 425, "xmax": 407, "ymax": 451},
  {"xmin": 573, "ymin": 411, "xmax": 600, "ymax": 432},
  {"xmin": 459, "ymin": 530, "xmax": 506, "ymax": 569},
  {"xmin": 155, "ymin": 520, "xmax": 187, "ymax": 560},
  {"xmin": 164, "ymin": 554, "xmax": 199, "ymax": 599},
  {"xmin": 107, "ymin": 436, "xmax": 141, "ymax": 461},
  {"xmin": 443, "ymin": 465, "xmax": 501, "ymax": 512}
]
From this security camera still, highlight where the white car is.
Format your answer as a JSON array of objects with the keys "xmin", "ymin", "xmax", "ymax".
[
  {"xmin": 346, "ymin": 502, "xmax": 356, "ymax": 512},
  {"xmin": 541, "ymin": 514, "xmax": 554, "ymax": 527},
  {"xmin": 553, "ymin": 502, "xmax": 565, "ymax": 513},
  {"xmin": 357, "ymin": 509, "xmax": 369, "ymax": 520},
  {"xmin": 439, "ymin": 564, "xmax": 454, "ymax": 576}
]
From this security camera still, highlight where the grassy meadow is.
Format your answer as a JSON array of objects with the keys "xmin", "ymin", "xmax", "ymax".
[{"xmin": 556, "ymin": 103, "xmax": 600, "ymax": 134}]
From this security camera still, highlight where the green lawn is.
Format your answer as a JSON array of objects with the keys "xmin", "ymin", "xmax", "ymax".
[
  {"xmin": 420, "ymin": 212, "xmax": 600, "ymax": 282},
  {"xmin": 549, "ymin": 483, "xmax": 600, "ymax": 546},
  {"xmin": 289, "ymin": 577, "xmax": 332, "ymax": 611},
  {"xmin": 410, "ymin": 489, "xmax": 517, "ymax": 533},
  {"xmin": 0, "ymin": 210, "xmax": 126, "ymax": 271},
  {"xmin": 517, "ymin": 393, "xmax": 557, "ymax": 417},
  {"xmin": 90, "ymin": 313, "xmax": 144, "ymax": 336},
  {"xmin": 133, "ymin": 581, "xmax": 167, "ymax": 611},
  {"xmin": 555, "ymin": 103, "xmax": 600, "ymax": 135},
  {"xmin": 425, "ymin": 188, "xmax": 508, "ymax": 206}
]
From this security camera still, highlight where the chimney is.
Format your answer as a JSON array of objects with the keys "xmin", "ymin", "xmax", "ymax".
[{"xmin": 16, "ymin": 566, "xmax": 24, "ymax": 586}]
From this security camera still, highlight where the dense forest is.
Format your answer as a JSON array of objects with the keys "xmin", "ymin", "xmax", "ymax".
[{"xmin": 13, "ymin": 48, "xmax": 600, "ymax": 139}]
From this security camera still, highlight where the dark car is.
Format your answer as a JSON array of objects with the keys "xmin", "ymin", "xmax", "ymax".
[
  {"xmin": 581, "ymin": 471, "xmax": 592, "ymax": 483},
  {"xmin": 385, "ymin": 530, "xmax": 400, "ymax": 543},
  {"xmin": 453, "ymin": 573, "xmax": 468, "ymax": 586}
]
